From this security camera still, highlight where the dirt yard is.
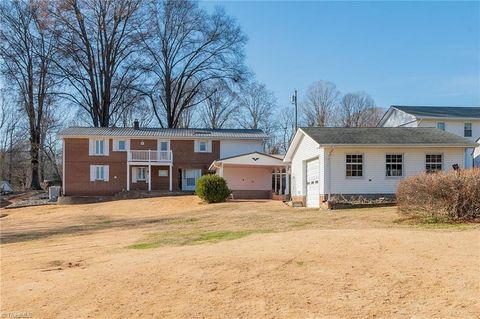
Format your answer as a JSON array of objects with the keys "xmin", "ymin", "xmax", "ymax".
[{"xmin": 1, "ymin": 196, "xmax": 479, "ymax": 318}]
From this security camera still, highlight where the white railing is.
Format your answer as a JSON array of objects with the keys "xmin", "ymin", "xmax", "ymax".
[{"xmin": 128, "ymin": 150, "xmax": 173, "ymax": 163}]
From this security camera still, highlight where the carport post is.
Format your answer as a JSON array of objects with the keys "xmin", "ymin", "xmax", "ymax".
[
  {"xmin": 274, "ymin": 168, "xmax": 278, "ymax": 194},
  {"xmin": 280, "ymin": 168, "xmax": 283, "ymax": 195}
]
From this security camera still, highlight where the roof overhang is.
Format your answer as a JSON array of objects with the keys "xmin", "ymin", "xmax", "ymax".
[{"xmin": 209, "ymin": 152, "xmax": 287, "ymax": 171}]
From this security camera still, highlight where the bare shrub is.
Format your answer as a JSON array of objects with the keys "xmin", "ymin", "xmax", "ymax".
[{"xmin": 397, "ymin": 168, "xmax": 480, "ymax": 221}]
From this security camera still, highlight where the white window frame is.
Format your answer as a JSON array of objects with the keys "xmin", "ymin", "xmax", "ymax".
[
  {"xmin": 90, "ymin": 165, "xmax": 109, "ymax": 181},
  {"xmin": 158, "ymin": 169, "xmax": 168, "ymax": 177},
  {"xmin": 426, "ymin": 154, "xmax": 443, "ymax": 173},
  {"xmin": 199, "ymin": 141, "xmax": 207, "ymax": 152},
  {"xmin": 385, "ymin": 154, "xmax": 403, "ymax": 178},
  {"xmin": 95, "ymin": 140, "xmax": 104, "ymax": 155},
  {"xmin": 464, "ymin": 123, "xmax": 472, "ymax": 137},
  {"xmin": 345, "ymin": 154, "xmax": 363, "ymax": 178},
  {"xmin": 137, "ymin": 167, "xmax": 147, "ymax": 181},
  {"xmin": 158, "ymin": 139, "xmax": 170, "ymax": 151},
  {"xmin": 436, "ymin": 122, "xmax": 445, "ymax": 131}
]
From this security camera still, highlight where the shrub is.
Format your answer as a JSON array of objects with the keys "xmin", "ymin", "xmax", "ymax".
[
  {"xmin": 396, "ymin": 168, "xmax": 480, "ymax": 221},
  {"xmin": 195, "ymin": 174, "xmax": 231, "ymax": 203}
]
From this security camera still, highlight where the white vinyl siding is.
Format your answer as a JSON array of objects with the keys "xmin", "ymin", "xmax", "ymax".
[
  {"xmin": 90, "ymin": 165, "xmax": 109, "ymax": 181},
  {"xmin": 219, "ymin": 140, "xmax": 263, "ymax": 158},
  {"xmin": 89, "ymin": 138, "xmax": 109, "ymax": 156},
  {"xmin": 194, "ymin": 140, "xmax": 212, "ymax": 153},
  {"xmin": 290, "ymin": 134, "xmax": 321, "ymax": 196},
  {"xmin": 326, "ymin": 147, "xmax": 463, "ymax": 195}
]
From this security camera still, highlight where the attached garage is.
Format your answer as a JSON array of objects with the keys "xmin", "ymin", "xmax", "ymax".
[{"xmin": 306, "ymin": 159, "xmax": 320, "ymax": 208}]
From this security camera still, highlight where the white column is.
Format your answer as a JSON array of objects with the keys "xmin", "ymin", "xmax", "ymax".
[
  {"xmin": 148, "ymin": 164, "xmax": 152, "ymax": 191},
  {"xmin": 274, "ymin": 168, "xmax": 278, "ymax": 194},
  {"xmin": 126, "ymin": 164, "xmax": 130, "ymax": 191},
  {"xmin": 169, "ymin": 165, "xmax": 172, "ymax": 191},
  {"xmin": 285, "ymin": 165, "xmax": 290, "ymax": 195},
  {"xmin": 279, "ymin": 168, "xmax": 283, "ymax": 195}
]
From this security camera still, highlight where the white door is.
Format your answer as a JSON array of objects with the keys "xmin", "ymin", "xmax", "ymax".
[
  {"xmin": 182, "ymin": 169, "xmax": 202, "ymax": 191},
  {"xmin": 306, "ymin": 159, "xmax": 320, "ymax": 208}
]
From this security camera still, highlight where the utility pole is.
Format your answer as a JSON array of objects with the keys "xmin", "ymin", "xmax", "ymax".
[{"xmin": 291, "ymin": 89, "xmax": 298, "ymax": 131}]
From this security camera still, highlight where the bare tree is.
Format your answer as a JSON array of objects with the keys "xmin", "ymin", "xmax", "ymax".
[
  {"xmin": 143, "ymin": 0, "xmax": 247, "ymax": 128},
  {"xmin": 199, "ymin": 80, "xmax": 238, "ymax": 129},
  {"xmin": 53, "ymin": 0, "xmax": 145, "ymax": 127},
  {"xmin": 237, "ymin": 82, "xmax": 276, "ymax": 130},
  {"xmin": 338, "ymin": 92, "xmax": 382, "ymax": 127},
  {"xmin": 301, "ymin": 81, "xmax": 339, "ymax": 127},
  {"xmin": 0, "ymin": 0, "xmax": 59, "ymax": 189},
  {"xmin": 276, "ymin": 106, "xmax": 295, "ymax": 154}
]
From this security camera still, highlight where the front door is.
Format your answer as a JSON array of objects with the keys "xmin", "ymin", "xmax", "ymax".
[{"xmin": 182, "ymin": 169, "xmax": 202, "ymax": 191}]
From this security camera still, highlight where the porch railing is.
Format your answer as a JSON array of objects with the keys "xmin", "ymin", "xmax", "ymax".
[{"xmin": 128, "ymin": 150, "xmax": 173, "ymax": 163}]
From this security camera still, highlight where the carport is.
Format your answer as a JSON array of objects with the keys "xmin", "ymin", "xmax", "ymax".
[{"xmin": 209, "ymin": 152, "xmax": 289, "ymax": 200}]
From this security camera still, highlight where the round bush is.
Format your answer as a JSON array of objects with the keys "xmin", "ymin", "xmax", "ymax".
[{"xmin": 195, "ymin": 174, "xmax": 231, "ymax": 203}]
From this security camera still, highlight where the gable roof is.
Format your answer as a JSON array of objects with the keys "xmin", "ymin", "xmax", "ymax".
[
  {"xmin": 58, "ymin": 127, "xmax": 268, "ymax": 140},
  {"xmin": 284, "ymin": 127, "xmax": 477, "ymax": 162},
  {"xmin": 301, "ymin": 127, "xmax": 476, "ymax": 146},
  {"xmin": 209, "ymin": 152, "xmax": 285, "ymax": 170},
  {"xmin": 390, "ymin": 106, "xmax": 480, "ymax": 119}
]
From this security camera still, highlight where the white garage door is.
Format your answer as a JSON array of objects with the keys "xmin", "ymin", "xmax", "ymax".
[{"xmin": 306, "ymin": 159, "xmax": 320, "ymax": 208}]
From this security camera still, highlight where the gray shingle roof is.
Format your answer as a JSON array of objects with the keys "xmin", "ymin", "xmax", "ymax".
[
  {"xmin": 301, "ymin": 127, "xmax": 477, "ymax": 146},
  {"xmin": 58, "ymin": 127, "xmax": 268, "ymax": 139},
  {"xmin": 392, "ymin": 106, "xmax": 480, "ymax": 118}
]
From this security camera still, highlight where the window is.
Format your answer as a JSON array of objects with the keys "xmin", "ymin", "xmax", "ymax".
[
  {"xmin": 199, "ymin": 141, "xmax": 207, "ymax": 152},
  {"xmin": 95, "ymin": 166, "xmax": 105, "ymax": 180},
  {"xmin": 426, "ymin": 154, "xmax": 442, "ymax": 173},
  {"xmin": 346, "ymin": 154, "xmax": 363, "ymax": 177},
  {"xmin": 158, "ymin": 169, "xmax": 168, "ymax": 177},
  {"xmin": 95, "ymin": 140, "xmax": 104, "ymax": 155},
  {"xmin": 159, "ymin": 141, "xmax": 168, "ymax": 151},
  {"xmin": 386, "ymin": 154, "xmax": 403, "ymax": 177},
  {"xmin": 90, "ymin": 165, "xmax": 109, "ymax": 181},
  {"xmin": 137, "ymin": 167, "xmax": 146, "ymax": 181},
  {"xmin": 464, "ymin": 123, "xmax": 472, "ymax": 137},
  {"xmin": 118, "ymin": 140, "xmax": 126, "ymax": 151},
  {"xmin": 436, "ymin": 122, "xmax": 445, "ymax": 131}
]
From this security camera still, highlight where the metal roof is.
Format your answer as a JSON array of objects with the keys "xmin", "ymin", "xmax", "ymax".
[
  {"xmin": 392, "ymin": 106, "xmax": 480, "ymax": 119},
  {"xmin": 300, "ymin": 127, "xmax": 477, "ymax": 146},
  {"xmin": 58, "ymin": 127, "xmax": 268, "ymax": 140}
]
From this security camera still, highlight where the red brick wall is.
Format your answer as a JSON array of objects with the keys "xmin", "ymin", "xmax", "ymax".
[
  {"xmin": 64, "ymin": 138, "xmax": 127, "ymax": 196},
  {"xmin": 170, "ymin": 140, "xmax": 220, "ymax": 191},
  {"xmin": 64, "ymin": 138, "xmax": 221, "ymax": 195}
]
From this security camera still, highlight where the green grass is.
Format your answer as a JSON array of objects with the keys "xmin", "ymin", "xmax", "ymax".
[
  {"xmin": 393, "ymin": 215, "xmax": 477, "ymax": 230},
  {"xmin": 128, "ymin": 229, "xmax": 272, "ymax": 249}
]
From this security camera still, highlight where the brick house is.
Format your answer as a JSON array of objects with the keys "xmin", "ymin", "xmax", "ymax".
[{"xmin": 59, "ymin": 124, "xmax": 288, "ymax": 199}]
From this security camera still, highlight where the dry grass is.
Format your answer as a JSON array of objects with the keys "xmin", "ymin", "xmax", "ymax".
[{"xmin": 1, "ymin": 196, "xmax": 479, "ymax": 318}]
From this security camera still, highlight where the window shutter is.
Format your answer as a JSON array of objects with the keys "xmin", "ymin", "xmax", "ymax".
[
  {"xmin": 126, "ymin": 139, "xmax": 130, "ymax": 151},
  {"xmin": 104, "ymin": 139, "xmax": 109, "ymax": 156},
  {"xmin": 194, "ymin": 140, "xmax": 199, "ymax": 152},
  {"xmin": 90, "ymin": 165, "xmax": 95, "ymax": 181},
  {"xmin": 88, "ymin": 139, "xmax": 94, "ymax": 156},
  {"xmin": 207, "ymin": 140, "xmax": 212, "ymax": 153},
  {"xmin": 112, "ymin": 139, "xmax": 118, "ymax": 151},
  {"xmin": 132, "ymin": 167, "xmax": 137, "ymax": 183},
  {"xmin": 104, "ymin": 165, "xmax": 109, "ymax": 181}
]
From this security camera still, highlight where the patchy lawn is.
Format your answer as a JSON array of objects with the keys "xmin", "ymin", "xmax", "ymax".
[{"xmin": 1, "ymin": 196, "xmax": 479, "ymax": 318}]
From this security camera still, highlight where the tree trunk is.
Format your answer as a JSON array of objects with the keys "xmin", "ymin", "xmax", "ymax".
[{"xmin": 29, "ymin": 132, "xmax": 42, "ymax": 190}]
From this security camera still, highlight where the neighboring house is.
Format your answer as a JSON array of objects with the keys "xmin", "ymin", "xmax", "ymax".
[
  {"xmin": 209, "ymin": 152, "xmax": 288, "ymax": 199},
  {"xmin": 283, "ymin": 127, "xmax": 476, "ymax": 208},
  {"xmin": 378, "ymin": 106, "xmax": 480, "ymax": 168},
  {"xmin": 58, "ymin": 124, "xmax": 268, "ymax": 196}
]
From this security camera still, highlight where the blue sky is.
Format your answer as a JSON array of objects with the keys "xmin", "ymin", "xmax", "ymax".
[{"xmin": 202, "ymin": 1, "xmax": 480, "ymax": 109}]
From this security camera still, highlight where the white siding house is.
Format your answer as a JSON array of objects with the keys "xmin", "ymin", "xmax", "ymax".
[
  {"xmin": 284, "ymin": 127, "xmax": 476, "ymax": 208},
  {"xmin": 378, "ymin": 106, "xmax": 480, "ymax": 168}
]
